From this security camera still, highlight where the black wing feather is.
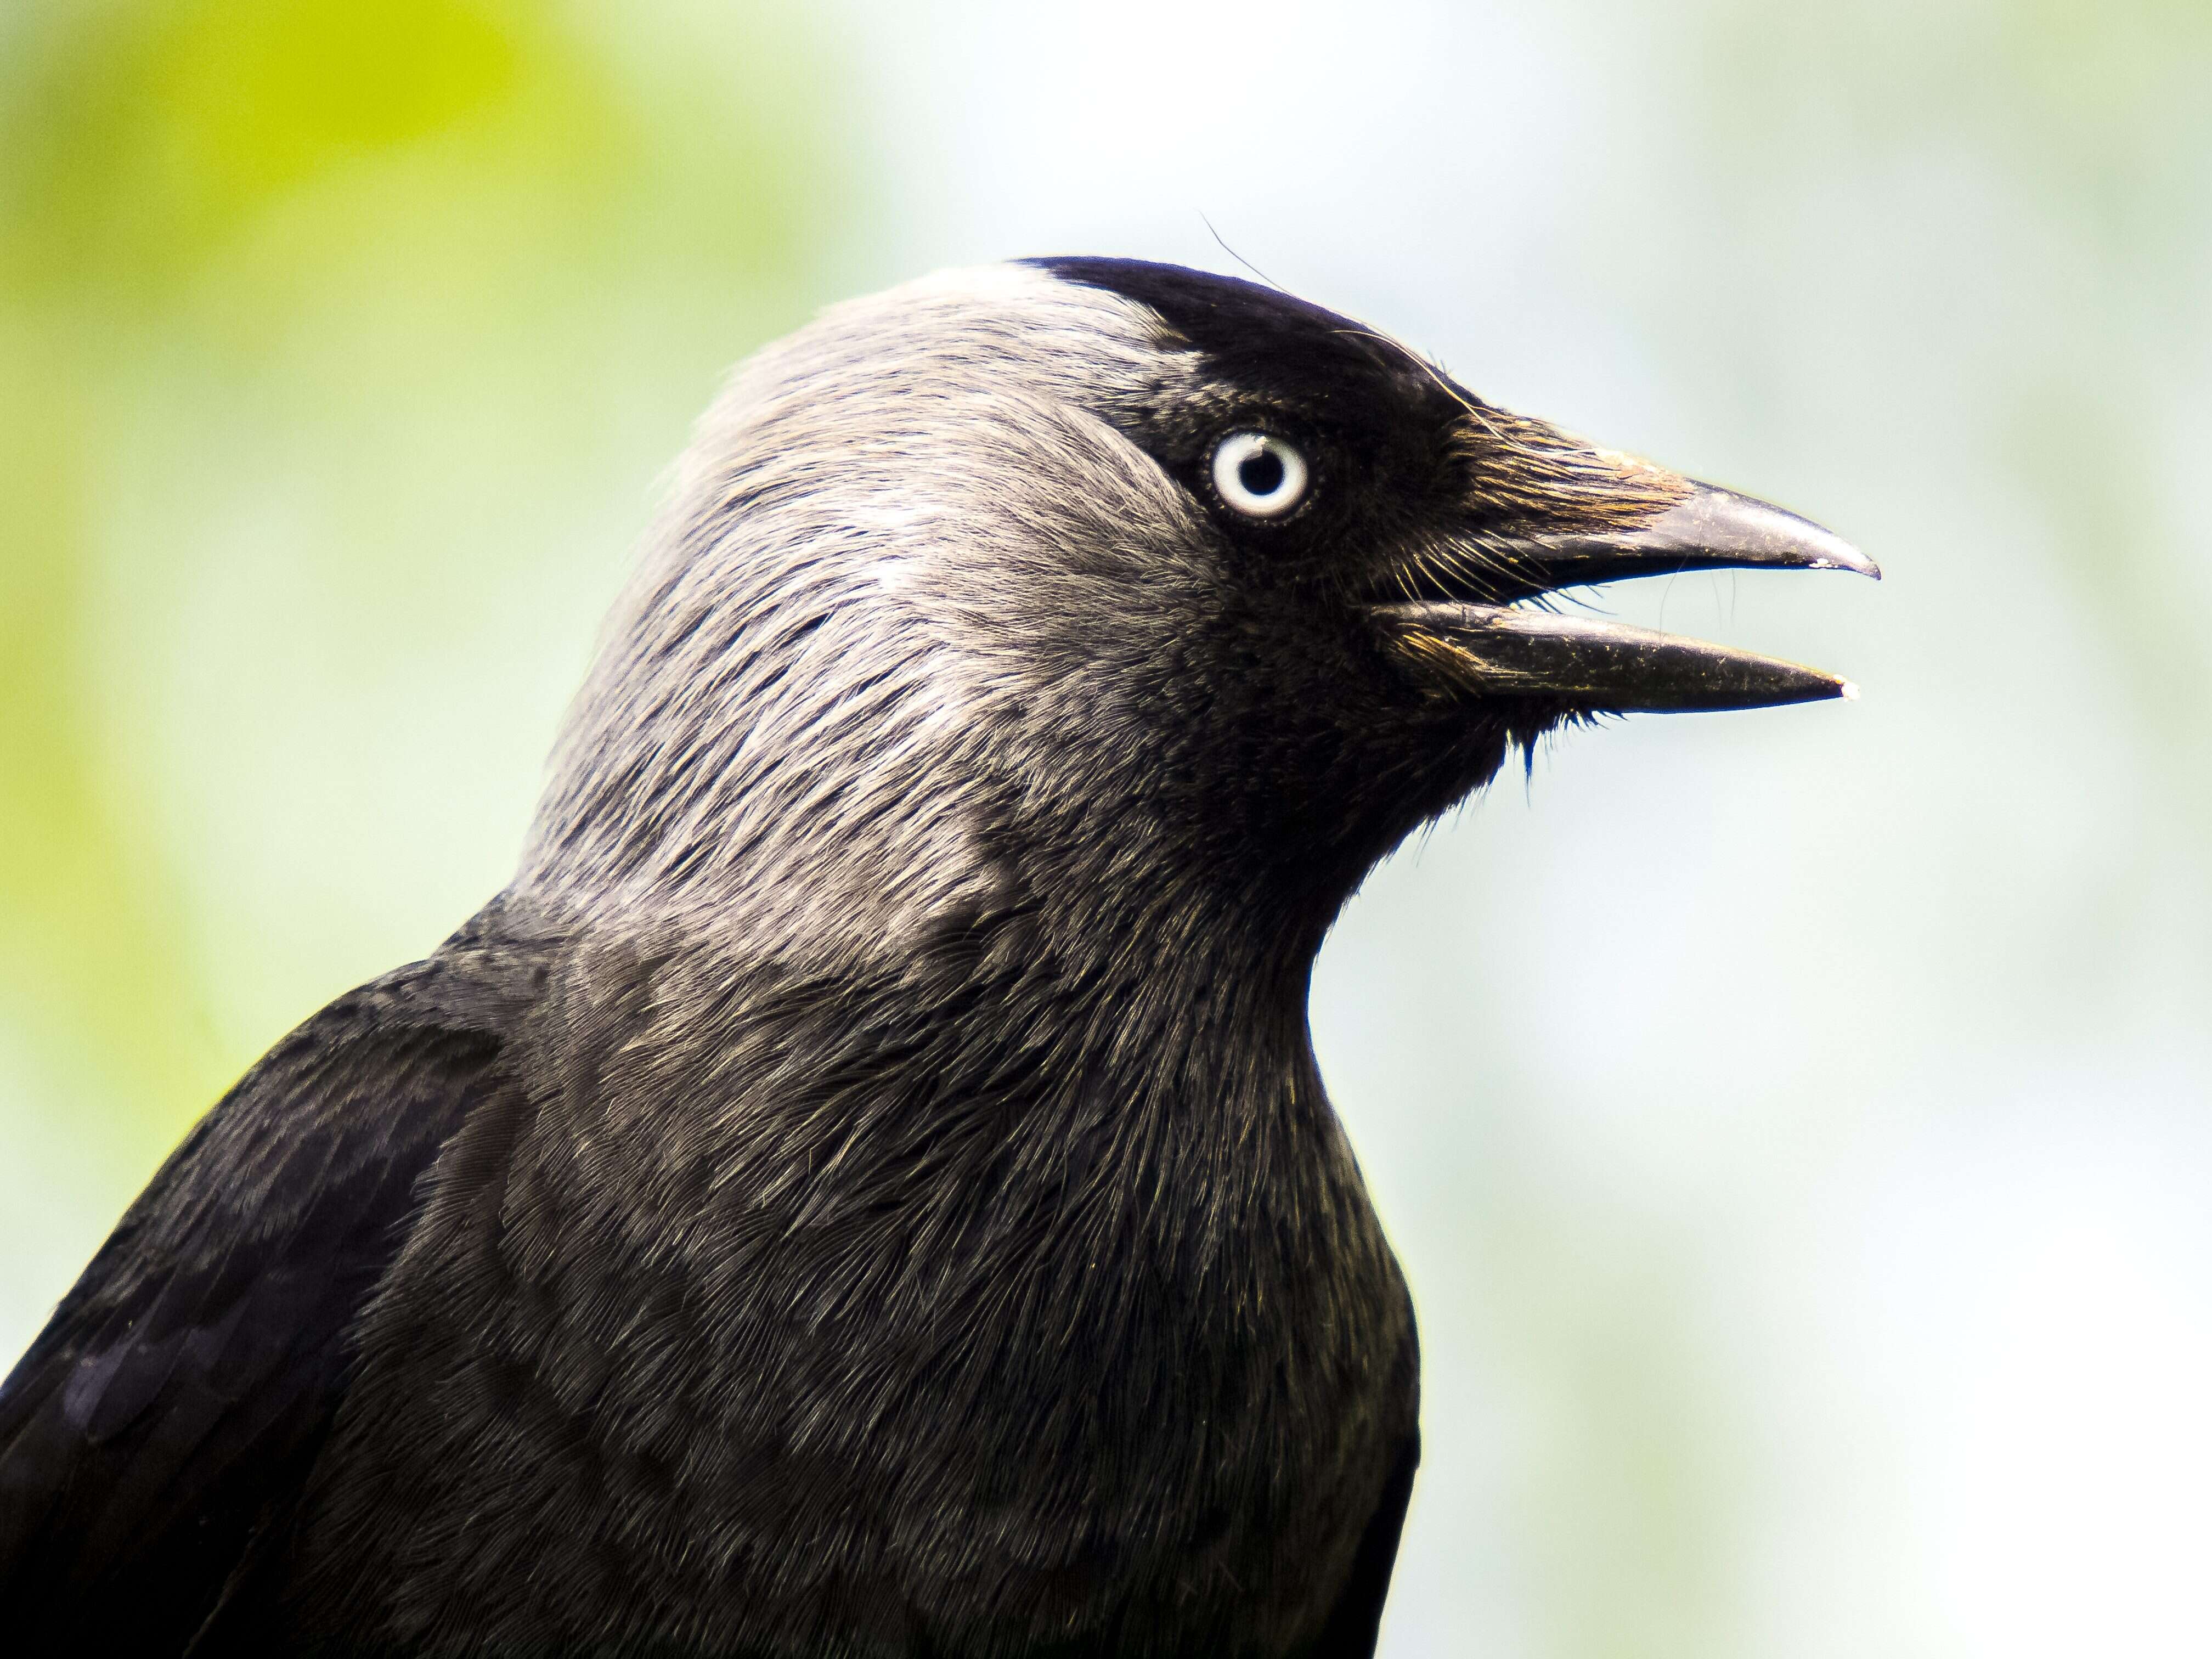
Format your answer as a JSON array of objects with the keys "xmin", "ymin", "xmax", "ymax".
[{"xmin": 0, "ymin": 934, "xmax": 538, "ymax": 1651}]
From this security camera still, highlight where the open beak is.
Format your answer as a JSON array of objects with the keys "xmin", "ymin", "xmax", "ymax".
[{"xmin": 1374, "ymin": 480, "xmax": 1878, "ymax": 713}]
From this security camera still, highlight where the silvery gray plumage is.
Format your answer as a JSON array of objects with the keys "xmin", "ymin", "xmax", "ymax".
[{"xmin": 0, "ymin": 257, "xmax": 1873, "ymax": 1656}]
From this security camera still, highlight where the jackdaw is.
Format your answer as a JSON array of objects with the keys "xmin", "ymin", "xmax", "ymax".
[{"xmin": 0, "ymin": 258, "xmax": 1874, "ymax": 1656}]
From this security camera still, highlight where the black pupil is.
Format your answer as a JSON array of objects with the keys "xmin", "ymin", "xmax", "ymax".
[{"xmin": 1237, "ymin": 447, "xmax": 1285, "ymax": 496}]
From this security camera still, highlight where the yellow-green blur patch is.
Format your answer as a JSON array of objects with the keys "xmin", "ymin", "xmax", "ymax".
[
  {"xmin": 3, "ymin": 0, "xmax": 531, "ymax": 294},
  {"xmin": 0, "ymin": 0, "xmax": 853, "ymax": 1276}
]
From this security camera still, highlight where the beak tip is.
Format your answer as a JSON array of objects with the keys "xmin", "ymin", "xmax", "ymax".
[
  {"xmin": 1839, "ymin": 679, "xmax": 1861, "ymax": 702},
  {"xmin": 1666, "ymin": 484, "xmax": 1880, "ymax": 582}
]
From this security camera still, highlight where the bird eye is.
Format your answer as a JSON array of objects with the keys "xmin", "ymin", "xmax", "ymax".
[{"xmin": 1211, "ymin": 431, "xmax": 1309, "ymax": 520}]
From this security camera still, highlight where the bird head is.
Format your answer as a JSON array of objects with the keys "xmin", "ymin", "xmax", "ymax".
[{"xmin": 521, "ymin": 260, "xmax": 1873, "ymax": 968}]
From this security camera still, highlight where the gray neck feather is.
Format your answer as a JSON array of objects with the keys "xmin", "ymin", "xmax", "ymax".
[{"xmin": 514, "ymin": 266, "xmax": 1220, "ymax": 974}]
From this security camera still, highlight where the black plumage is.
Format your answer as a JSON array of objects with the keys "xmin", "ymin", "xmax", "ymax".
[{"xmin": 0, "ymin": 259, "xmax": 1868, "ymax": 1656}]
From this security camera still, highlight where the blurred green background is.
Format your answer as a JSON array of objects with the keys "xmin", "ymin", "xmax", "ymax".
[{"xmin": 4, "ymin": 2, "xmax": 2210, "ymax": 1655}]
